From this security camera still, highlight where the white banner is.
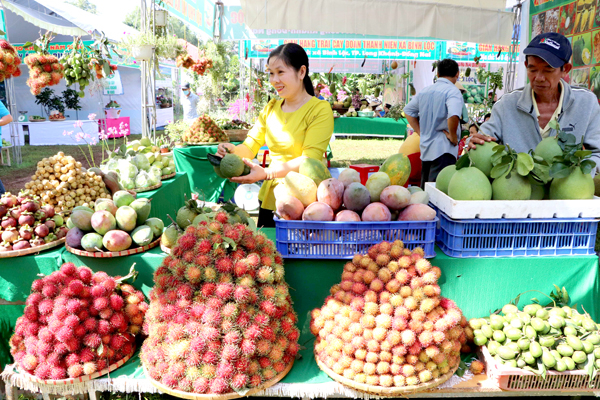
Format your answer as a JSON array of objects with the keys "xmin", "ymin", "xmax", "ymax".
[{"xmin": 103, "ymin": 71, "xmax": 124, "ymax": 96}]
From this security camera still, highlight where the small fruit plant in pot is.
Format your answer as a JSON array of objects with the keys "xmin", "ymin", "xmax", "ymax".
[{"xmin": 105, "ymin": 100, "xmax": 121, "ymax": 119}]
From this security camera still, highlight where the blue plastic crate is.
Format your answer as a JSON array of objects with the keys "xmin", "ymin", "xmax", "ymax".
[
  {"xmin": 436, "ymin": 210, "xmax": 598, "ymax": 258},
  {"xmin": 274, "ymin": 217, "xmax": 437, "ymax": 259}
]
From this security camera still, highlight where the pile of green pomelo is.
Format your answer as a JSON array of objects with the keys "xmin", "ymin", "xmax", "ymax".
[{"xmin": 437, "ymin": 135, "xmax": 596, "ymax": 201}]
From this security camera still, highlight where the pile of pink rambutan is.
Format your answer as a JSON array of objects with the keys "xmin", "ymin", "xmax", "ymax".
[
  {"xmin": 0, "ymin": 39, "xmax": 22, "ymax": 82},
  {"xmin": 310, "ymin": 241, "xmax": 467, "ymax": 389},
  {"xmin": 141, "ymin": 211, "xmax": 300, "ymax": 395},
  {"xmin": 24, "ymin": 53, "xmax": 64, "ymax": 95},
  {"xmin": 9, "ymin": 263, "xmax": 148, "ymax": 380}
]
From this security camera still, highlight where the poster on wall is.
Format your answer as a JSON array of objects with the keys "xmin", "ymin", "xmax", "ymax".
[
  {"xmin": 103, "ymin": 71, "xmax": 123, "ymax": 96},
  {"xmin": 530, "ymin": 0, "xmax": 600, "ymax": 101}
]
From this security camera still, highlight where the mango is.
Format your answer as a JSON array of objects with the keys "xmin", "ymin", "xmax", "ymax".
[
  {"xmin": 130, "ymin": 198, "xmax": 152, "ymax": 225},
  {"xmin": 81, "ymin": 233, "xmax": 104, "ymax": 252},
  {"xmin": 131, "ymin": 225, "xmax": 154, "ymax": 247},
  {"xmin": 144, "ymin": 218, "xmax": 164, "ymax": 238},
  {"xmin": 361, "ymin": 202, "xmax": 392, "ymax": 222},
  {"xmin": 343, "ymin": 182, "xmax": 371, "ymax": 213},
  {"xmin": 338, "ymin": 168, "xmax": 361, "ymax": 188},
  {"xmin": 317, "ymin": 178, "xmax": 344, "ymax": 211},
  {"xmin": 276, "ymin": 195, "xmax": 304, "ymax": 221},
  {"xmin": 113, "ymin": 190, "xmax": 135, "ymax": 208},
  {"xmin": 284, "ymin": 171, "xmax": 317, "ymax": 207},
  {"xmin": 302, "ymin": 202, "xmax": 334, "ymax": 221},
  {"xmin": 91, "ymin": 210, "xmax": 116, "ymax": 236},
  {"xmin": 335, "ymin": 210, "xmax": 361, "ymax": 222},
  {"xmin": 70, "ymin": 209, "xmax": 93, "ymax": 231},
  {"xmin": 102, "ymin": 230, "xmax": 132, "ymax": 252},
  {"xmin": 398, "ymin": 204, "xmax": 436, "ymax": 221},
  {"xmin": 365, "ymin": 172, "xmax": 391, "ymax": 202},
  {"xmin": 380, "ymin": 185, "xmax": 411, "ymax": 210},
  {"xmin": 409, "ymin": 191, "xmax": 429, "ymax": 205},
  {"xmin": 115, "ymin": 206, "xmax": 137, "ymax": 232},
  {"xmin": 95, "ymin": 199, "xmax": 118, "ymax": 216}
]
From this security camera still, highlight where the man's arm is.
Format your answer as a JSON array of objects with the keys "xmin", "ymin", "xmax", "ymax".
[
  {"xmin": 405, "ymin": 115, "xmax": 420, "ymax": 134},
  {"xmin": 445, "ymin": 115, "xmax": 459, "ymax": 145}
]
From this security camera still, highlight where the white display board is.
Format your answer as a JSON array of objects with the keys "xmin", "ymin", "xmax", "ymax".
[
  {"xmin": 3, "ymin": 123, "xmax": 26, "ymax": 145},
  {"xmin": 25, "ymin": 120, "xmax": 99, "ymax": 146},
  {"xmin": 156, "ymin": 107, "xmax": 173, "ymax": 127}
]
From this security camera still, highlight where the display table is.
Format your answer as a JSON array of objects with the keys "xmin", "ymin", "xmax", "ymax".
[
  {"xmin": 135, "ymin": 173, "xmax": 190, "ymax": 226},
  {"xmin": 1, "ymin": 230, "xmax": 599, "ymax": 397},
  {"xmin": 3, "ymin": 123, "xmax": 25, "ymax": 145},
  {"xmin": 334, "ymin": 117, "xmax": 407, "ymax": 138},
  {"xmin": 99, "ymin": 117, "xmax": 131, "ymax": 139},
  {"xmin": 155, "ymin": 107, "xmax": 173, "ymax": 127},
  {"xmin": 18, "ymin": 121, "xmax": 99, "ymax": 146},
  {"xmin": 173, "ymin": 144, "xmax": 240, "ymax": 203}
]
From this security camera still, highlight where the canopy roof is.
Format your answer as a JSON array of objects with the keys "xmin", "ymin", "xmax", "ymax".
[
  {"xmin": 1, "ymin": 0, "xmax": 87, "ymax": 37},
  {"xmin": 239, "ymin": 0, "xmax": 515, "ymax": 46}
]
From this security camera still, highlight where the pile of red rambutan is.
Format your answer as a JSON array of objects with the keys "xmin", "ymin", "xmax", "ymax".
[
  {"xmin": 310, "ymin": 241, "xmax": 467, "ymax": 389},
  {"xmin": 9, "ymin": 263, "xmax": 148, "ymax": 380},
  {"xmin": 24, "ymin": 53, "xmax": 64, "ymax": 95},
  {"xmin": 0, "ymin": 39, "xmax": 22, "ymax": 82},
  {"xmin": 141, "ymin": 211, "xmax": 300, "ymax": 395}
]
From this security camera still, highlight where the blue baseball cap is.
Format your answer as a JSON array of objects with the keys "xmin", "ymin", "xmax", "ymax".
[{"xmin": 523, "ymin": 32, "xmax": 572, "ymax": 68}]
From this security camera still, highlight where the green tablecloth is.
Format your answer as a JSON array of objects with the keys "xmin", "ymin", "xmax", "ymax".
[
  {"xmin": 1, "ymin": 230, "xmax": 599, "ymax": 384},
  {"xmin": 173, "ymin": 145, "xmax": 239, "ymax": 203},
  {"xmin": 334, "ymin": 117, "xmax": 407, "ymax": 138},
  {"xmin": 137, "ymin": 173, "xmax": 190, "ymax": 226}
]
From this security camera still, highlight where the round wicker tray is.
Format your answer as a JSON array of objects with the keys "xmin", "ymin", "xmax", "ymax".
[
  {"xmin": 225, "ymin": 129, "xmax": 249, "ymax": 142},
  {"xmin": 145, "ymin": 360, "xmax": 293, "ymax": 399},
  {"xmin": 66, "ymin": 237, "xmax": 160, "ymax": 258},
  {"xmin": 0, "ymin": 238, "xmax": 66, "ymax": 258},
  {"xmin": 131, "ymin": 181, "xmax": 162, "ymax": 193},
  {"xmin": 315, "ymin": 353, "xmax": 458, "ymax": 396},
  {"xmin": 184, "ymin": 142, "xmax": 229, "ymax": 147},
  {"xmin": 160, "ymin": 243, "xmax": 171, "ymax": 254},
  {"xmin": 49, "ymin": 118, "xmax": 66, "ymax": 122},
  {"xmin": 161, "ymin": 173, "xmax": 176, "ymax": 181},
  {"xmin": 16, "ymin": 347, "xmax": 135, "ymax": 385}
]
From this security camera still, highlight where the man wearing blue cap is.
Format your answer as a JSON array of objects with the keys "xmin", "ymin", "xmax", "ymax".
[{"xmin": 468, "ymin": 32, "xmax": 600, "ymax": 173}]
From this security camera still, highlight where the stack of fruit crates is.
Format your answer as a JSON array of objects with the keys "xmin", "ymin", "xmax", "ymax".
[{"xmin": 425, "ymin": 183, "xmax": 600, "ymax": 258}]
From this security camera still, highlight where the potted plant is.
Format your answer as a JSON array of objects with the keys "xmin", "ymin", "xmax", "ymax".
[
  {"xmin": 34, "ymin": 88, "xmax": 65, "ymax": 119},
  {"xmin": 119, "ymin": 32, "xmax": 157, "ymax": 61},
  {"xmin": 105, "ymin": 100, "xmax": 121, "ymax": 119},
  {"xmin": 155, "ymin": 9, "xmax": 168, "ymax": 27}
]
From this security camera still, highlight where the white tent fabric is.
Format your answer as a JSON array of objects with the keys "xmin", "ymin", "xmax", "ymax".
[
  {"xmin": 240, "ymin": 0, "xmax": 515, "ymax": 46},
  {"xmin": 33, "ymin": 0, "xmax": 138, "ymax": 43},
  {"xmin": 1, "ymin": 0, "xmax": 87, "ymax": 37}
]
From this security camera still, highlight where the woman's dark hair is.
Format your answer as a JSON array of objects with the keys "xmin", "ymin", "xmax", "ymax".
[
  {"xmin": 469, "ymin": 123, "xmax": 479, "ymax": 132},
  {"xmin": 268, "ymin": 43, "xmax": 315, "ymax": 96}
]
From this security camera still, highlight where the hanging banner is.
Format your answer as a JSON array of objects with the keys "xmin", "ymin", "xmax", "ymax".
[
  {"xmin": 159, "ymin": 0, "xmax": 215, "ymax": 38},
  {"xmin": 103, "ymin": 70, "xmax": 124, "ymax": 95},
  {"xmin": 0, "ymin": 9, "xmax": 7, "ymax": 40},
  {"xmin": 243, "ymin": 39, "xmax": 518, "ymax": 63},
  {"xmin": 530, "ymin": 0, "xmax": 600, "ymax": 102}
]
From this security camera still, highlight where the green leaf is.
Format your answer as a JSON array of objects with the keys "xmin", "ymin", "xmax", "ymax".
[
  {"xmin": 23, "ymin": 41, "xmax": 33, "ymax": 48},
  {"xmin": 581, "ymin": 160, "xmax": 595, "ymax": 175},
  {"xmin": 516, "ymin": 153, "xmax": 535, "ymax": 176},
  {"xmin": 222, "ymin": 237, "xmax": 237, "ymax": 251},
  {"xmin": 548, "ymin": 120, "xmax": 560, "ymax": 131},
  {"xmin": 549, "ymin": 163, "xmax": 572, "ymax": 179},
  {"xmin": 532, "ymin": 155, "xmax": 547, "ymax": 164},
  {"xmin": 492, "ymin": 145, "xmax": 506, "ymax": 153},
  {"xmin": 562, "ymin": 287, "xmax": 570, "ymax": 305},
  {"xmin": 565, "ymin": 134, "xmax": 577, "ymax": 145},
  {"xmin": 585, "ymin": 352, "xmax": 595, "ymax": 383},
  {"xmin": 575, "ymin": 150, "xmax": 593, "ymax": 159},
  {"xmin": 490, "ymin": 163, "xmax": 510, "ymax": 179},
  {"xmin": 455, "ymin": 153, "xmax": 471, "ymax": 170}
]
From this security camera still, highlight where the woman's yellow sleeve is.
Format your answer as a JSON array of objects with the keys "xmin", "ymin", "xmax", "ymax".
[
  {"xmin": 302, "ymin": 102, "xmax": 334, "ymax": 160},
  {"xmin": 242, "ymin": 100, "xmax": 275, "ymax": 157}
]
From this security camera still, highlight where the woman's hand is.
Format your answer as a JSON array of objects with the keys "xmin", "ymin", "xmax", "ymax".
[
  {"xmin": 231, "ymin": 158, "xmax": 267, "ymax": 184},
  {"xmin": 216, "ymin": 143, "xmax": 236, "ymax": 158},
  {"xmin": 467, "ymin": 133, "xmax": 497, "ymax": 150}
]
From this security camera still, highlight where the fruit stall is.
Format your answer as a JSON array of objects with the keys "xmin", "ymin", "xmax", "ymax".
[{"xmin": 333, "ymin": 117, "xmax": 408, "ymax": 139}]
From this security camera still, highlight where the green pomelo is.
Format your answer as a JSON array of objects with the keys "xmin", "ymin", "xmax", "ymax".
[
  {"xmin": 220, "ymin": 154, "xmax": 245, "ymax": 178},
  {"xmin": 535, "ymin": 136, "xmax": 562, "ymax": 165},
  {"xmin": 448, "ymin": 167, "xmax": 492, "ymax": 200},
  {"xmin": 529, "ymin": 183, "xmax": 547, "ymax": 200},
  {"xmin": 549, "ymin": 168, "xmax": 594, "ymax": 199},
  {"xmin": 594, "ymin": 174, "xmax": 600, "ymax": 197},
  {"xmin": 435, "ymin": 165, "xmax": 457, "ymax": 194},
  {"xmin": 468, "ymin": 141, "xmax": 498, "ymax": 177},
  {"xmin": 299, "ymin": 157, "xmax": 331, "ymax": 187},
  {"xmin": 492, "ymin": 171, "xmax": 531, "ymax": 200},
  {"xmin": 213, "ymin": 165, "xmax": 226, "ymax": 179}
]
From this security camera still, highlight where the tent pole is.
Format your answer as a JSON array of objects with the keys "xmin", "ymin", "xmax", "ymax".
[{"xmin": 2, "ymin": 23, "xmax": 21, "ymax": 164}]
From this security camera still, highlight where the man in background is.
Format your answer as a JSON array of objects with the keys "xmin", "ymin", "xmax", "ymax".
[
  {"xmin": 181, "ymin": 83, "xmax": 199, "ymax": 123},
  {"xmin": 404, "ymin": 58, "xmax": 465, "ymax": 188}
]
